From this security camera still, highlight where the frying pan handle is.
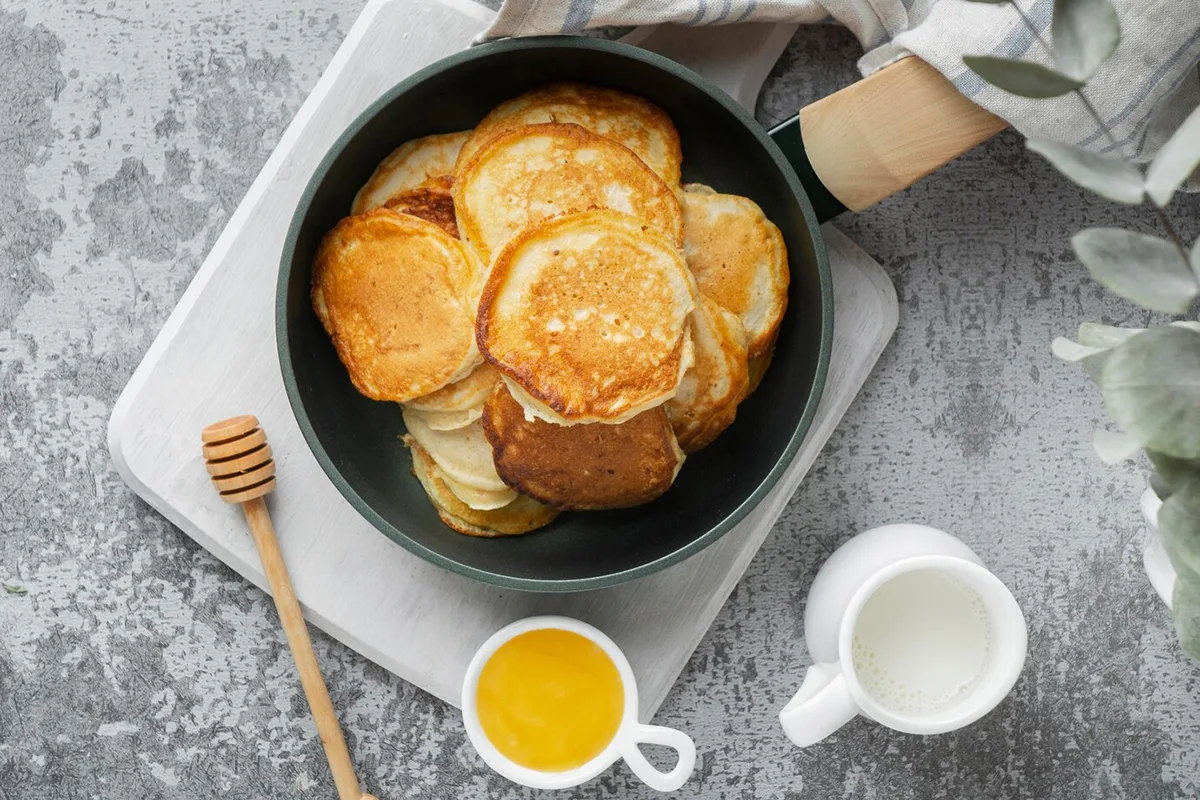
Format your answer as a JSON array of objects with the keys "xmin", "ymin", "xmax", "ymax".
[{"xmin": 770, "ymin": 57, "xmax": 1007, "ymax": 222}]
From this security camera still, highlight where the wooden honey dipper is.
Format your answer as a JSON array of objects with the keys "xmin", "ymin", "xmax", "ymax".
[{"xmin": 202, "ymin": 415, "xmax": 378, "ymax": 800}]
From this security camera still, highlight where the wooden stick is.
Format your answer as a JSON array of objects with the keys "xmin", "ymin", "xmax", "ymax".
[
  {"xmin": 242, "ymin": 497, "xmax": 367, "ymax": 800},
  {"xmin": 201, "ymin": 415, "xmax": 377, "ymax": 800}
]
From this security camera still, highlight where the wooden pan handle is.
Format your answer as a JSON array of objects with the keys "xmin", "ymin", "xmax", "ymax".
[{"xmin": 799, "ymin": 57, "xmax": 1007, "ymax": 212}]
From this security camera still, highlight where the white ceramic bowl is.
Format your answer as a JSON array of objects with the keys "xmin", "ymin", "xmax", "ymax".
[{"xmin": 461, "ymin": 615, "xmax": 696, "ymax": 792}]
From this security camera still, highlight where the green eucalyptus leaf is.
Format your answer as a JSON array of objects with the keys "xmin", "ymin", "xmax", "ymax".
[
  {"xmin": 1027, "ymin": 140, "xmax": 1142, "ymax": 203},
  {"xmin": 1148, "ymin": 450, "xmax": 1200, "ymax": 512},
  {"xmin": 1077, "ymin": 323, "xmax": 1143, "ymax": 348},
  {"xmin": 1052, "ymin": 0, "xmax": 1120, "ymax": 80},
  {"xmin": 1160, "ymin": 495, "xmax": 1200, "ymax": 583},
  {"xmin": 1073, "ymin": 228, "xmax": 1198, "ymax": 313},
  {"xmin": 1151, "ymin": 471, "xmax": 1175, "ymax": 502},
  {"xmin": 1051, "ymin": 337, "xmax": 1107, "ymax": 361},
  {"xmin": 1145, "ymin": 104, "xmax": 1200, "ymax": 207},
  {"xmin": 1080, "ymin": 350, "xmax": 1111, "ymax": 385},
  {"xmin": 1101, "ymin": 326, "xmax": 1200, "ymax": 459},
  {"xmin": 963, "ymin": 56, "xmax": 1084, "ymax": 98},
  {"xmin": 1092, "ymin": 429, "xmax": 1141, "ymax": 464},
  {"xmin": 2, "ymin": 582, "xmax": 27, "ymax": 595},
  {"xmin": 1174, "ymin": 579, "xmax": 1200, "ymax": 659}
]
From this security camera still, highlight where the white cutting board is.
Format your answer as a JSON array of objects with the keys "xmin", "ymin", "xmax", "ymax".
[{"xmin": 107, "ymin": 0, "xmax": 898, "ymax": 718}]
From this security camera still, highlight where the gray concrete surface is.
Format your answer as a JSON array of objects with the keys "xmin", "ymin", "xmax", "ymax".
[{"xmin": 2, "ymin": 1, "xmax": 1199, "ymax": 797}]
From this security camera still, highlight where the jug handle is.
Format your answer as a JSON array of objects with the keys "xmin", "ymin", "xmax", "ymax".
[
  {"xmin": 620, "ymin": 723, "xmax": 697, "ymax": 792},
  {"xmin": 778, "ymin": 663, "xmax": 859, "ymax": 747}
]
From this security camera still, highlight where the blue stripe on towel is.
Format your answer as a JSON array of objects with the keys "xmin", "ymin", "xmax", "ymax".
[
  {"xmin": 711, "ymin": 0, "xmax": 734, "ymax": 24},
  {"xmin": 734, "ymin": 0, "xmax": 758, "ymax": 23},
  {"xmin": 1074, "ymin": 26, "xmax": 1200, "ymax": 155},
  {"xmin": 562, "ymin": 0, "xmax": 595, "ymax": 33},
  {"xmin": 954, "ymin": 0, "xmax": 1054, "ymax": 99}
]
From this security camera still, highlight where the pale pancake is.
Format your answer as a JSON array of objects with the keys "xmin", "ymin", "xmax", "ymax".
[
  {"xmin": 478, "ymin": 210, "xmax": 697, "ymax": 425},
  {"xmin": 352, "ymin": 131, "xmax": 469, "ymax": 214},
  {"xmin": 402, "ymin": 405, "xmax": 483, "ymax": 432},
  {"xmin": 666, "ymin": 295, "xmax": 750, "ymax": 453},
  {"xmin": 401, "ymin": 409, "xmax": 509, "ymax": 493},
  {"xmin": 457, "ymin": 83, "xmax": 682, "ymax": 189},
  {"xmin": 483, "ymin": 385, "xmax": 684, "ymax": 510},
  {"xmin": 681, "ymin": 186, "xmax": 789, "ymax": 358},
  {"xmin": 407, "ymin": 438, "xmax": 557, "ymax": 536},
  {"xmin": 747, "ymin": 332, "xmax": 777, "ymax": 395},
  {"xmin": 441, "ymin": 472, "xmax": 518, "ymax": 511},
  {"xmin": 454, "ymin": 122, "xmax": 683, "ymax": 265},
  {"xmin": 311, "ymin": 210, "xmax": 479, "ymax": 402},
  {"xmin": 406, "ymin": 362, "xmax": 500, "ymax": 412},
  {"xmin": 383, "ymin": 184, "xmax": 458, "ymax": 238}
]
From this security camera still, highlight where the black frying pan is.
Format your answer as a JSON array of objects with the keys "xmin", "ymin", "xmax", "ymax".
[{"xmin": 277, "ymin": 37, "xmax": 1001, "ymax": 591}]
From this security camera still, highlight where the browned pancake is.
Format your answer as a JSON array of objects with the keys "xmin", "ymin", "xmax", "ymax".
[
  {"xmin": 455, "ymin": 122, "xmax": 683, "ymax": 265},
  {"xmin": 383, "ymin": 181, "xmax": 458, "ymax": 238},
  {"xmin": 352, "ymin": 131, "xmax": 469, "ymax": 214},
  {"xmin": 456, "ymin": 83, "xmax": 682, "ymax": 189},
  {"xmin": 665, "ymin": 295, "xmax": 750, "ymax": 453},
  {"xmin": 477, "ymin": 209, "xmax": 696, "ymax": 425},
  {"xmin": 681, "ymin": 187, "xmax": 789, "ymax": 359},
  {"xmin": 311, "ymin": 209, "xmax": 479, "ymax": 401},
  {"xmin": 482, "ymin": 385, "xmax": 684, "ymax": 510}
]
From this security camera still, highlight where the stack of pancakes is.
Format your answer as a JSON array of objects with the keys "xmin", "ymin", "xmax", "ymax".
[{"xmin": 312, "ymin": 83, "xmax": 789, "ymax": 537}]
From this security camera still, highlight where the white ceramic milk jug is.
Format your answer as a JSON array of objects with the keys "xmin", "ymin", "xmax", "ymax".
[{"xmin": 780, "ymin": 524, "xmax": 1028, "ymax": 746}]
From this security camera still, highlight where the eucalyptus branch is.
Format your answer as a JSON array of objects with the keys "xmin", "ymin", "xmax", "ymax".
[
  {"xmin": 973, "ymin": 0, "xmax": 1200, "ymax": 658},
  {"xmin": 1073, "ymin": 90, "xmax": 1121, "ymax": 151},
  {"xmin": 1153, "ymin": 205, "xmax": 1192, "ymax": 265},
  {"xmin": 1005, "ymin": 0, "xmax": 1123, "ymax": 153},
  {"xmin": 1004, "ymin": 0, "xmax": 1192, "ymax": 268}
]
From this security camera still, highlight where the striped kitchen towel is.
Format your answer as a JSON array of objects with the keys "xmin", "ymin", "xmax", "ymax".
[{"xmin": 480, "ymin": 0, "xmax": 1200, "ymax": 165}]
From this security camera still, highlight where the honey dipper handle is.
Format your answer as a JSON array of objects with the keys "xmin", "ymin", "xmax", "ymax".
[{"xmin": 242, "ymin": 497, "xmax": 364, "ymax": 800}]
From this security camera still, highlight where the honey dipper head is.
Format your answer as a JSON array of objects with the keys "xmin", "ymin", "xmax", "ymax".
[{"xmin": 201, "ymin": 415, "xmax": 276, "ymax": 504}]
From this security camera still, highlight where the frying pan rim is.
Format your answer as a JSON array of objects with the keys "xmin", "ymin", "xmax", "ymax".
[{"xmin": 276, "ymin": 35, "xmax": 834, "ymax": 591}]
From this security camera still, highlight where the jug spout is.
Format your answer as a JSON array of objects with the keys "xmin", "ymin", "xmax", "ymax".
[{"xmin": 779, "ymin": 663, "xmax": 858, "ymax": 747}]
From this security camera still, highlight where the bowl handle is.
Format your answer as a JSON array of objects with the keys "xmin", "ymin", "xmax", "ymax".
[{"xmin": 770, "ymin": 57, "xmax": 1007, "ymax": 221}]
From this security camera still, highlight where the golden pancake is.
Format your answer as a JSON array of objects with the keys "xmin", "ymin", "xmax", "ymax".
[
  {"xmin": 406, "ymin": 362, "xmax": 500, "ymax": 413},
  {"xmin": 352, "ymin": 131, "xmax": 469, "ymax": 214},
  {"xmin": 311, "ymin": 209, "xmax": 479, "ymax": 402},
  {"xmin": 407, "ymin": 438, "xmax": 558, "ymax": 536},
  {"xmin": 477, "ymin": 210, "xmax": 697, "ymax": 425},
  {"xmin": 454, "ymin": 122, "xmax": 683, "ymax": 265},
  {"xmin": 383, "ymin": 184, "xmax": 458, "ymax": 238},
  {"xmin": 681, "ymin": 186, "xmax": 788, "ymax": 358},
  {"xmin": 666, "ymin": 295, "xmax": 750, "ymax": 453},
  {"xmin": 482, "ymin": 385, "xmax": 684, "ymax": 510},
  {"xmin": 457, "ymin": 83, "xmax": 682, "ymax": 189}
]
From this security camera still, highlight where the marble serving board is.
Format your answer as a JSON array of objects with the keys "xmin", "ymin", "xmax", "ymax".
[{"xmin": 107, "ymin": 0, "xmax": 898, "ymax": 718}]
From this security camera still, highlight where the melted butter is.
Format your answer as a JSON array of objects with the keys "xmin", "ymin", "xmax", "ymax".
[{"xmin": 476, "ymin": 629, "xmax": 625, "ymax": 772}]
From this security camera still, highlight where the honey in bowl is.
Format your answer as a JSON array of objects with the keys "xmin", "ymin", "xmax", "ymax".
[{"xmin": 475, "ymin": 628, "xmax": 625, "ymax": 772}]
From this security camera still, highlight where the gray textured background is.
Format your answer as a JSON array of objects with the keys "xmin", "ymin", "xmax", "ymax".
[{"xmin": 2, "ymin": 1, "xmax": 1200, "ymax": 797}]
